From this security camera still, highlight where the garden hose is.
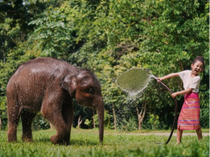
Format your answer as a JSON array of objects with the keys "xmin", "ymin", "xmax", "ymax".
[{"xmin": 154, "ymin": 77, "xmax": 178, "ymax": 144}]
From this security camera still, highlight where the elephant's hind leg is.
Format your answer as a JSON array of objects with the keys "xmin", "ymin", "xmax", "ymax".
[
  {"xmin": 7, "ymin": 97, "xmax": 20, "ymax": 142},
  {"xmin": 62, "ymin": 99, "xmax": 74, "ymax": 144},
  {"xmin": 21, "ymin": 110, "xmax": 36, "ymax": 142}
]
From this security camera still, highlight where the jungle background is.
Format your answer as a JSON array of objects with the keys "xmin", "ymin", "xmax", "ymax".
[{"xmin": 0, "ymin": 0, "xmax": 209, "ymax": 131}]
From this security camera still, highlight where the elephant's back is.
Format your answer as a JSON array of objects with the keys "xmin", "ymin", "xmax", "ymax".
[
  {"xmin": 7, "ymin": 57, "xmax": 77, "ymax": 98},
  {"xmin": 16, "ymin": 57, "xmax": 76, "ymax": 75},
  {"xmin": 10, "ymin": 57, "xmax": 77, "ymax": 81}
]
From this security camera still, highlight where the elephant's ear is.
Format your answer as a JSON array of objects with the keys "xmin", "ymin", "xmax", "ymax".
[{"xmin": 60, "ymin": 74, "xmax": 77, "ymax": 97}]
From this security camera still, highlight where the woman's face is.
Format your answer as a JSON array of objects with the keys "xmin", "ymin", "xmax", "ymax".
[{"xmin": 191, "ymin": 60, "xmax": 203, "ymax": 76}]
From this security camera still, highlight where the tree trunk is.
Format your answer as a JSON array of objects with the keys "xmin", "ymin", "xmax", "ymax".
[
  {"xmin": 112, "ymin": 103, "xmax": 117, "ymax": 130},
  {"xmin": 50, "ymin": 123, "xmax": 54, "ymax": 129},
  {"xmin": 136, "ymin": 99, "xmax": 146, "ymax": 130},
  {"xmin": 92, "ymin": 108, "xmax": 95, "ymax": 128},
  {"xmin": 77, "ymin": 115, "xmax": 82, "ymax": 129},
  {"xmin": 97, "ymin": 103, "xmax": 104, "ymax": 144}
]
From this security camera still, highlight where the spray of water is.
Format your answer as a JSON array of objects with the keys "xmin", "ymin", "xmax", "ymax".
[
  {"xmin": 116, "ymin": 68, "xmax": 177, "ymax": 144},
  {"xmin": 116, "ymin": 68, "xmax": 154, "ymax": 97}
]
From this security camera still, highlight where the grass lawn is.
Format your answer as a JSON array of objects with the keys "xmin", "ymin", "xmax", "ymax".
[{"xmin": 0, "ymin": 128, "xmax": 209, "ymax": 157}]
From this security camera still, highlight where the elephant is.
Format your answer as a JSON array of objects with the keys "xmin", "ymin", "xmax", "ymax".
[{"xmin": 6, "ymin": 57, "xmax": 104, "ymax": 145}]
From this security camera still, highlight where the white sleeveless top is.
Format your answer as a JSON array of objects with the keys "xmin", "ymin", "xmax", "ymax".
[{"xmin": 178, "ymin": 70, "xmax": 200, "ymax": 93}]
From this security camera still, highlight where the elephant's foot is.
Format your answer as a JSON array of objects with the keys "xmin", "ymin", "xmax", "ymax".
[
  {"xmin": 22, "ymin": 129, "xmax": 33, "ymax": 142},
  {"xmin": 22, "ymin": 138, "xmax": 33, "ymax": 142},
  {"xmin": 22, "ymin": 131, "xmax": 33, "ymax": 142},
  {"xmin": 50, "ymin": 134, "xmax": 69, "ymax": 145},
  {"xmin": 22, "ymin": 136, "xmax": 33, "ymax": 142},
  {"xmin": 7, "ymin": 131, "xmax": 17, "ymax": 142},
  {"xmin": 7, "ymin": 137, "xmax": 17, "ymax": 143}
]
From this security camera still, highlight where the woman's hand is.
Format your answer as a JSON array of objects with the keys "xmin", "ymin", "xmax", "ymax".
[
  {"xmin": 171, "ymin": 92, "xmax": 178, "ymax": 98},
  {"xmin": 171, "ymin": 88, "xmax": 193, "ymax": 98},
  {"xmin": 156, "ymin": 77, "xmax": 162, "ymax": 83}
]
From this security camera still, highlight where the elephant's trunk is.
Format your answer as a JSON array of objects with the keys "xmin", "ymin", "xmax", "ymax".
[{"xmin": 96, "ymin": 97, "xmax": 104, "ymax": 144}]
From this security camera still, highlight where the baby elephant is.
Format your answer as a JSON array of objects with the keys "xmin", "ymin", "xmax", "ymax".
[{"xmin": 6, "ymin": 57, "xmax": 104, "ymax": 145}]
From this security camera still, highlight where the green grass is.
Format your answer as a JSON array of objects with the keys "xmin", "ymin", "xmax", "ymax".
[{"xmin": 0, "ymin": 129, "xmax": 209, "ymax": 157}]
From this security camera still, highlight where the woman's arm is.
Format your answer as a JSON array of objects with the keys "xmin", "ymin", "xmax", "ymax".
[
  {"xmin": 158, "ymin": 73, "xmax": 179, "ymax": 82},
  {"xmin": 157, "ymin": 72, "xmax": 192, "ymax": 98},
  {"xmin": 171, "ymin": 88, "xmax": 193, "ymax": 98}
]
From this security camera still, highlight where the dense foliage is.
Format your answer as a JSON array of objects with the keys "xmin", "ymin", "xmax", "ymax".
[{"xmin": 0, "ymin": 0, "xmax": 209, "ymax": 130}]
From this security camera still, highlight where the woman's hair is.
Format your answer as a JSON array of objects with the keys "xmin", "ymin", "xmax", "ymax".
[{"xmin": 192, "ymin": 56, "xmax": 205, "ymax": 68}]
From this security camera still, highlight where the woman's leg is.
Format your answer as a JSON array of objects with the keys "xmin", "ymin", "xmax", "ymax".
[
  {"xmin": 177, "ymin": 129, "xmax": 183, "ymax": 143},
  {"xmin": 196, "ymin": 129, "xmax": 202, "ymax": 140}
]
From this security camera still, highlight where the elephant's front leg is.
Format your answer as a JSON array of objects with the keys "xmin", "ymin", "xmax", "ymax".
[
  {"xmin": 41, "ymin": 98, "xmax": 71, "ymax": 145},
  {"xmin": 50, "ymin": 101, "xmax": 74, "ymax": 145},
  {"xmin": 50, "ymin": 128, "xmax": 70, "ymax": 145}
]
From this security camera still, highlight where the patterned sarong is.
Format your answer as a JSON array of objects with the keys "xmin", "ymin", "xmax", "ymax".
[{"xmin": 177, "ymin": 93, "xmax": 201, "ymax": 130}]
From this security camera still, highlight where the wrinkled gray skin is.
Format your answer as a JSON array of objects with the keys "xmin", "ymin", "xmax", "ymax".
[{"xmin": 6, "ymin": 57, "xmax": 104, "ymax": 145}]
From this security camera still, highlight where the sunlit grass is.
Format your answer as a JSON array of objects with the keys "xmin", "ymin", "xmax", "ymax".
[{"xmin": 0, "ymin": 128, "xmax": 209, "ymax": 157}]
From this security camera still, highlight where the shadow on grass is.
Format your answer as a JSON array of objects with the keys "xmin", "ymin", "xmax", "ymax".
[
  {"xmin": 70, "ymin": 139, "xmax": 99, "ymax": 146},
  {"xmin": 34, "ymin": 138, "xmax": 99, "ymax": 146},
  {"xmin": 34, "ymin": 137, "xmax": 51, "ymax": 143}
]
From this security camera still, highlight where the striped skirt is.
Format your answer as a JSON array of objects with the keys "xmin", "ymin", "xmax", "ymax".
[{"xmin": 177, "ymin": 93, "xmax": 201, "ymax": 130}]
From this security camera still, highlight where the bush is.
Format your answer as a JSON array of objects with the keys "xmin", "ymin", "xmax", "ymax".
[
  {"xmin": 118, "ymin": 117, "xmax": 137, "ymax": 131},
  {"xmin": 33, "ymin": 113, "xmax": 50, "ymax": 130}
]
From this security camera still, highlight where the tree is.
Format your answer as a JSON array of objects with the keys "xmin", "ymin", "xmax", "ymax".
[{"xmin": 0, "ymin": 0, "xmax": 208, "ymax": 130}]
